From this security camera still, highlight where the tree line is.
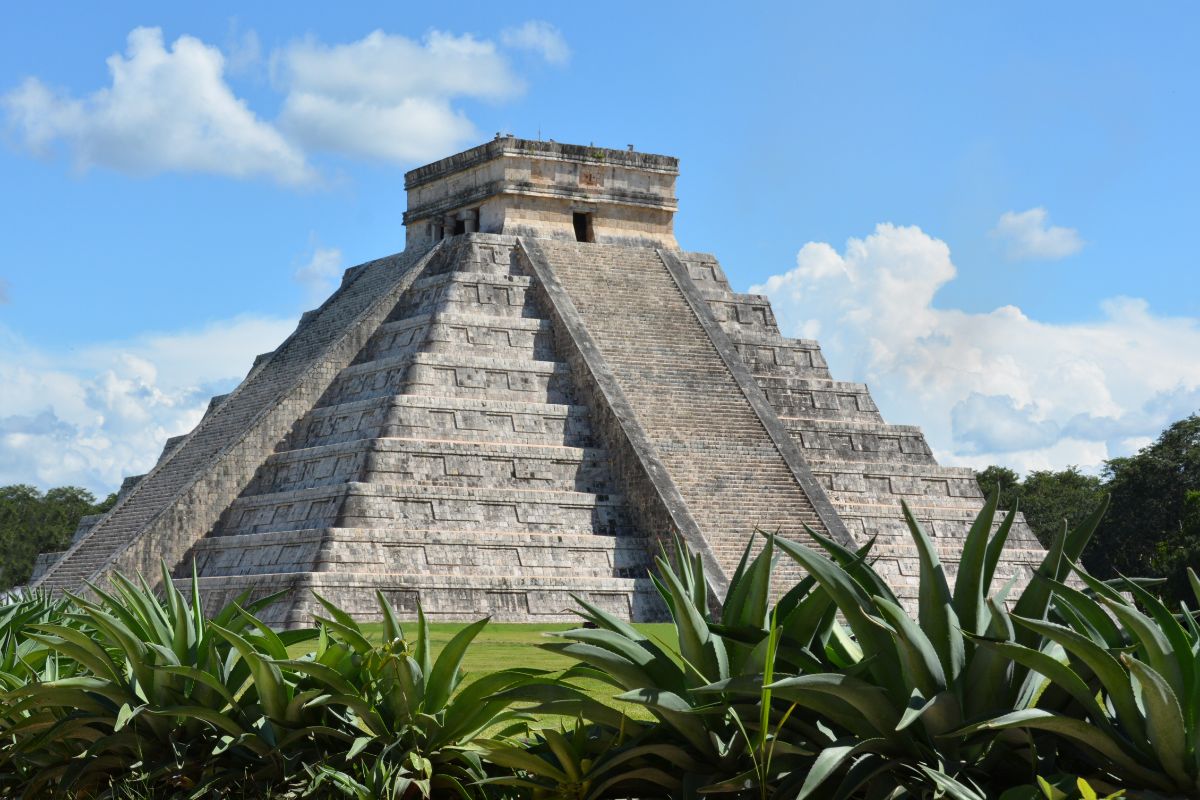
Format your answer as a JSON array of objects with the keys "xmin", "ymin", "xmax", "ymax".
[
  {"xmin": 2, "ymin": 414, "xmax": 1197, "ymax": 603},
  {"xmin": 0, "ymin": 485, "xmax": 115, "ymax": 589},
  {"xmin": 977, "ymin": 413, "xmax": 1200, "ymax": 606}
]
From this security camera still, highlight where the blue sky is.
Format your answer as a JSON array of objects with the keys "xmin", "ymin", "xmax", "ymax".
[{"xmin": 2, "ymin": 3, "xmax": 1198, "ymax": 494}]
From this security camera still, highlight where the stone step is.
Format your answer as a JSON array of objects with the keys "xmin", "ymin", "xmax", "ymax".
[
  {"xmin": 291, "ymin": 395, "xmax": 596, "ymax": 449},
  {"xmin": 810, "ymin": 463, "xmax": 983, "ymax": 499},
  {"xmin": 187, "ymin": 527, "xmax": 652, "ymax": 580},
  {"xmin": 530, "ymin": 240, "xmax": 834, "ymax": 581},
  {"xmin": 242, "ymin": 437, "xmax": 615, "ymax": 495},
  {"xmin": 361, "ymin": 313, "xmax": 555, "ymax": 363},
  {"xmin": 445, "ymin": 238, "xmax": 523, "ymax": 276},
  {"xmin": 830, "ymin": 502, "xmax": 1045, "ymax": 548},
  {"xmin": 727, "ymin": 331, "xmax": 832, "ymax": 380},
  {"xmin": 677, "ymin": 252, "xmax": 731, "ymax": 289},
  {"xmin": 395, "ymin": 271, "xmax": 540, "ymax": 319},
  {"xmin": 178, "ymin": 570, "xmax": 661, "ymax": 625},
  {"xmin": 761, "ymin": 383, "xmax": 883, "ymax": 421},
  {"xmin": 320, "ymin": 351, "xmax": 574, "ymax": 406},
  {"xmin": 783, "ymin": 418, "xmax": 935, "ymax": 464},
  {"xmin": 384, "ymin": 395, "xmax": 596, "ymax": 447},
  {"xmin": 31, "ymin": 245, "xmax": 441, "ymax": 594},
  {"xmin": 214, "ymin": 482, "xmax": 630, "ymax": 537},
  {"xmin": 703, "ymin": 292, "xmax": 780, "ymax": 337}
]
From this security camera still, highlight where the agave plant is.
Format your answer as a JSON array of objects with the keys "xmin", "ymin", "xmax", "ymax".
[
  {"xmin": 479, "ymin": 718, "xmax": 695, "ymax": 800},
  {"xmin": 689, "ymin": 489, "xmax": 1112, "ymax": 798},
  {"xmin": 957, "ymin": 566, "xmax": 1200, "ymax": 795},
  {"xmin": 277, "ymin": 591, "xmax": 540, "ymax": 800},
  {"xmin": 499, "ymin": 535, "xmax": 821, "ymax": 798},
  {"xmin": 0, "ymin": 563, "xmax": 324, "ymax": 797},
  {"xmin": 0, "ymin": 588, "xmax": 73, "ymax": 691}
]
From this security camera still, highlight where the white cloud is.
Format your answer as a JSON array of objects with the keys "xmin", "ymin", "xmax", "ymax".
[
  {"xmin": 274, "ymin": 29, "xmax": 525, "ymax": 163},
  {"xmin": 752, "ymin": 223, "xmax": 1200, "ymax": 475},
  {"xmin": 1, "ymin": 27, "xmax": 314, "ymax": 185},
  {"xmin": 991, "ymin": 207, "xmax": 1084, "ymax": 261},
  {"xmin": 4, "ymin": 23, "xmax": 565, "ymax": 180},
  {"xmin": 0, "ymin": 314, "xmax": 296, "ymax": 494},
  {"xmin": 225, "ymin": 25, "xmax": 262, "ymax": 76},
  {"xmin": 293, "ymin": 244, "xmax": 344, "ymax": 303},
  {"xmin": 501, "ymin": 21, "xmax": 571, "ymax": 65}
]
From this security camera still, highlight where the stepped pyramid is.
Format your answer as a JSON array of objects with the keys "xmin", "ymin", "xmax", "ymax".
[{"xmin": 30, "ymin": 138, "xmax": 1047, "ymax": 624}]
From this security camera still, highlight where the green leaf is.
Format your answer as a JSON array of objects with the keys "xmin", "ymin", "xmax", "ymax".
[
  {"xmin": 962, "ymin": 597, "xmax": 1017, "ymax": 718},
  {"xmin": 1044, "ymin": 579, "xmax": 1124, "ymax": 646},
  {"xmin": 612, "ymin": 688, "xmax": 716, "ymax": 758},
  {"xmin": 767, "ymin": 673, "xmax": 901, "ymax": 739},
  {"xmin": 798, "ymin": 738, "xmax": 891, "ymax": 800},
  {"xmin": 557, "ymin": 627, "xmax": 682, "ymax": 692},
  {"xmin": 1101, "ymin": 597, "xmax": 1186, "ymax": 701},
  {"xmin": 722, "ymin": 534, "xmax": 774, "ymax": 632},
  {"xmin": 982, "ymin": 505, "xmax": 1017, "ymax": 591},
  {"xmin": 425, "ymin": 616, "xmax": 488, "ymax": 711},
  {"xmin": 916, "ymin": 765, "xmax": 987, "ymax": 800},
  {"xmin": 375, "ymin": 591, "xmax": 404, "ymax": 645},
  {"xmin": 954, "ymin": 709, "xmax": 1170, "ymax": 791},
  {"xmin": 655, "ymin": 556, "xmax": 728, "ymax": 684},
  {"xmin": 774, "ymin": 532, "xmax": 904, "ymax": 699},
  {"xmin": 209, "ymin": 622, "xmax": 288, "ymax": 722},
  {"xmin": 901, "ymin": 501, "xmax": 965, "ymax": 683},
  {"xmin": 1011, "ymin": 527, "xmax": 1068, "ymax": 647},
  {"xmin": 966, "ymin": 634, "xmax": 1109, "ymax": 726},
  {"xmin": 873, "ymin": 595, "xmax": 948, "ymax": 698},
  {"xmin": 414, "ymin": 598, "xmax": 432, "ymax": 682},
  {"xmin": 952, "ymin": 485, "xmax": 999, "ymax": 637},
  {"xmin": 806, "ymin": 528, "xmax": 899, "ymax": 607},
  {"xmin": 1121, "ymin": 655, "xmax": 1191, "ymax": 788},
  {"xmin": 1010, "ymin": 614, "xmax": 1148, "ymax": 749}
]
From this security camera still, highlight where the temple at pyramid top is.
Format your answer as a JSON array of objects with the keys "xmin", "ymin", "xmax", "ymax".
[
  {"xmin": 27, "ymin": 137, "xmax": 1049, "ymax": 626},
  {"xmin": 403, "ymin": 136, "xmax": 680, "ymax": 249}
]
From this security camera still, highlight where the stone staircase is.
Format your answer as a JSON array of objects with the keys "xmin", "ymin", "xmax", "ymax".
[
  {"xmin": 179, "ymin": 237, "xmax": 657, "ymax": 624},
  {"xmin": 33, "ymin": 246, "xmax": 439, "ymax": 595},
  {"xmin": 677, "ymin": 250, "xmax": 1046, "ymax": 604},
  {"xmin": 524, "ymin": 240, "xmax": 841, "ymax": 582}
]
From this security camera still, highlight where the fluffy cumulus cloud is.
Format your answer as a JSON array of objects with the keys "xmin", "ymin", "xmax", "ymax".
[
  {"xmin": 3, "ymin": 22, "xmax": 567, "ymax": 182},
  {"xmin": 991, "ymin": 207, "xmax": 1084, "ymax": 261},
  {"xmin": 2, "ymin": 27, "xmax": 315, "ymax": 185},
  {"xmin": 274, "ymin": 29, "xmax": 526, "ymax": 163},
  {"xmin": 500, "ymin": 21, "xmax": 571, "ymax": 65},
  {"xmin": 0, "ymin": 315, "xmax": 296, "ymax": 494},
  {"xmin": 752, "ymin": 223, "xmax": 1200, "ymax": 474}
]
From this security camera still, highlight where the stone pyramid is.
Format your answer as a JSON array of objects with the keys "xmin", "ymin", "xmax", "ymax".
[{"xmin": 30, "ymin": 138, "xmax": 1047, "ymax": 625}]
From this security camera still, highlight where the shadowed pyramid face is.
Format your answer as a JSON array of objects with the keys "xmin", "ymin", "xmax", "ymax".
[
  {"xmin": 30, "ymin": 139, "xmax": 1047, "ymax": 626},
  {"xmin": 402, "ymin": 138, "xmax": 680, "ymax": 250}
]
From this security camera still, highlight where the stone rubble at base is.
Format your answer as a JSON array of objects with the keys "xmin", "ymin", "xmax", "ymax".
[{"xmin": 28, "ymin": 137, "xmax": 1046, "ymax": 624}]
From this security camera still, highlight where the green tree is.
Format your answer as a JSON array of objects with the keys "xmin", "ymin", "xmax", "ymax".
[
  {"xmin": 974, "ymin": 465, "xmax": 1020, "ymax": 510},
  {"xmin": 1018, "ymin": 467, "xmax": 1105, "ymax": 548},
  {"xmin": 1153, "ymin": 489, "xmax": 1200, "ymax": 605},
  {"xmin": 974, "ymin": 465, "xmax": 1104, "ymax": 548},
  {"xmin": 0, "ymin": 484, "xmax": 109, "ymax": 589},
  {"xmin": 1085, "ymin": 415, "xmax": 1200, "ymax": 589}
]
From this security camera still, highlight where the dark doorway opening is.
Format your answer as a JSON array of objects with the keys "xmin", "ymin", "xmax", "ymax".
[
  {"xmin": 452, "ymin": 219, "xmax": 467, "ymax": 236},
  {"xmin": 572, "ymin": 212, "xmax": 593, "ymax": 243}
]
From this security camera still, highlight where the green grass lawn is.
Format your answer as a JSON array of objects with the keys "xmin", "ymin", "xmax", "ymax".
[{"xmin": 346, "ymin": 621, "xmax": 680, "ymax": 721}]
